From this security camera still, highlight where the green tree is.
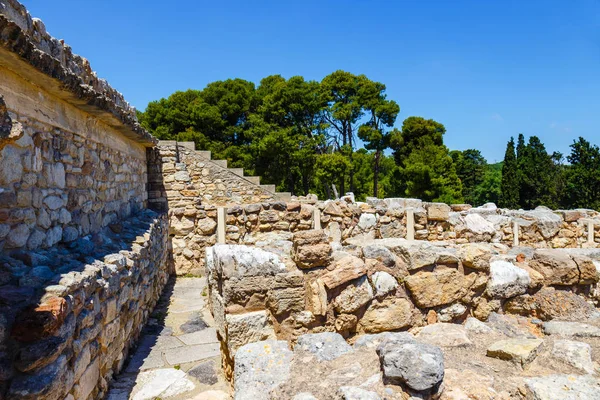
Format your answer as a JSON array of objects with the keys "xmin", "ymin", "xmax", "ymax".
[
  {"xmin": 500, "ymin": 137, "xmax": 519, "ymax": 208},
  {"xmin": 451, "ymin": 149, "xmax": 487, "ymax": 204},
  {"xmin": 390, "ymin": 117, "xmax": 462, "ymax": 203},
  {"xmin": 564, "ymin": 137, "xmax": 600, "ymax": 209},
  {"xmin": 518, "ymin": 136, "xmax": 558, "ymax": 209},
  {"xmin": 472, "ymin": 164, "xmax": 502, "ymax": 206},
  {"xmin": 357, "ymin": 80, "xmax": 400, "ymax": 197}
]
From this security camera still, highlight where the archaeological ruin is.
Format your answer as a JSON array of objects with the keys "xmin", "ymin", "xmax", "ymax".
[{"xmin": 1, "ymin": 1, "xmax": 600, "ymax": 399}]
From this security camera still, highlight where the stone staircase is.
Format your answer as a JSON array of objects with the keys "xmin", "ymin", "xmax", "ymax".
[{"xmin": 160, "ymin": 141, "xmax": 292, "ymax": 202}]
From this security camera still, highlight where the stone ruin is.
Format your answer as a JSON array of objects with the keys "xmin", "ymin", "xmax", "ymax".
[{"xmin": 0, "ymin": 1, "xmax": 599, "ymax": 399}]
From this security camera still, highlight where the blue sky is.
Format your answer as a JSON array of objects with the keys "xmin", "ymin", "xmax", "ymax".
[{"xmin": 24, "ymin": 0, "xmax": 600, "ymax": 162}]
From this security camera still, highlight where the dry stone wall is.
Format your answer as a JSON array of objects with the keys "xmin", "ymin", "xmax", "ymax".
[
  {"xmin": 0, "ymin": 2, "xmax": 171, "ymax": 399},
  {"xmin": 205, "ymin": 231, "xmax": 600, "ymax": 379}
]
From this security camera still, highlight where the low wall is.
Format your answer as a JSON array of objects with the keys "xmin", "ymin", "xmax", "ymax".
[
  {"xmin": 0, "ymin": 211, "xmax": 169, "ymax": 400},
  {"xmin": 165, "ymin": 194, "xmax": 600, "ymax": 275},
  {"xmin": 205, "ymin": 231, "xmax": 600, "ymax": 376}
]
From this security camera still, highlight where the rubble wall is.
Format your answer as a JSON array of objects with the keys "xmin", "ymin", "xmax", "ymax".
[
  {"xmin": 205, "ymin": 233, "xmax": 600, "ymax": 377},
  {"xmin": 147, "ymin": 143, "xmax": 280, "ymax": 275}
]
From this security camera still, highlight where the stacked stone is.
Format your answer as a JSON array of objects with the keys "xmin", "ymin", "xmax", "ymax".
[
  {"xmin": 0, "ymin": 111, "xmax": 148, "ymax": 253},
  {"xmin": 0, "ymin": 211, "xmax": 169, "ymax": 399},
  {"xmin": 206, "ymin": 232, "xmax": 600, "ymax": 375}
]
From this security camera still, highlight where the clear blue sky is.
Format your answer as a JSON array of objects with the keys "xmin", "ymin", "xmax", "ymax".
[{"xmin": 24, "ymin": 0, "xmax": 600, "ymax": 162}]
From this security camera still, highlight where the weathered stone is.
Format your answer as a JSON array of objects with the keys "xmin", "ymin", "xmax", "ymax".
[
  {"xmin": 12, "ymin": 297, "xmax": 68, "ymax": 342},
  {"xmin": 225, "ymin": 310, "xmax": 276, "ymax": 354},
  {"xmin": 370, "ymin": 271, "xmax": 398, "ymax": 297},
  {"xmin": 543, "ymin": 321, "xmax": 600, "ymax": 338},
  {"xmin": 293, "ymin": 243, "xmax": 332, "ymax": 269},
  {"xmin": 15, "ymin": 335, "xmax": 67, "ymax": 372},
  {"xmin": 5, "ymin": 224, "xmax": 30, "ymax": 248},
  {"xmin": 426, "ymin": 202, "xmax": 450, "ymax": 221},
  {"xmin": 210, "ymin": 244, "xmax": 286, "ymax": 279},
  {"xmin": 377, "ymin": 339, "xmax": 444, "ymax": 392},
  {"xmin": 552, "ymin": 340, "xmax": 595, "ymax": 374},
  {"xmin": 354, "ymin": 331, "xmax": 414, "ymax": 349},
  {"xmin": 417, "ymin": 323, "xmax": 472, "ymax": 347},
  {"xmin": 358, "ymin": 213, "xmax": 377, "ymax": 230},
  {"xmin": 333, "ymin": 276, "xmax": 374, "ymax": 313},
  {"xmin": 268, "ymin": 287, "xmax": 304, "ymax": 316},
  {"xmin": 441, "ymin": 369, "xmax": 501, "ymax": 400},
  {"xmin": 0, "ymin": 145, "xmax": 23, "ymax": 185},
  {"xmin": 170, "ymin": 216, "xmax": 195, "ymax": 235},
  {"xmin": 73, "ymin": 358, "xmax": 99, "ymax": 400},
  {"xmin": 529, "ymin": 249, "xmax": 580, "ymax": 286},
  {"xmin": 234, "ymin": 340, "xmax": 294, "ymax": 400},
  {"xmin": 8, "ymin": 354, "xmax": 68, "ymax": 400},
  {"xmin": 386, "ymin": 240, "xmax": 458, "ymax": 270},
  {"xmin": 307, "ymin": 279, "xmax": 328, "ymax": 316},
  {"xmin": 334, "ymin": 314, "xmax": 357, "ymax": 332},
  {"xmin": 62, "ymin": 226, "xmax": 78, "ymax": 242},
  {"xmin": 464, "ymin": 317, "xmax": 493, "ymax": 334},
  {"xmin": 464, "ymin": 213, "xmax": 495, "ymax": 235},
  {"xmin": 405, "ymin": 268, "xmax": 472, "ymax": 308},
  {"xmin": 456, "ymin": 243, "xmax": 491, "ymax": 271},
  {"xmin": 321, "ymin": 256, "xmax": 367, "ymax": 289},
  {"xmin": 504, "ymin": 287, "xmax": 597, "ymax": 321},
  {"xmin": 339, "ymin": 386, "xmax": 381, "ymax": 400},
  {"xmin": 486, "ymin": 338, "xmax": 544, "ymax": 366},
  {"xmin": 358, "ymin": 297, "xmax": 413, "ymax": 333},
  {"xmin": 296, "ymin": 332, "xmax": 353, "ymax": 361},
  {"xmin": 525, "ymin": 374, "xmax": 600, "ymax": 400},
  {"xmin": 486, "ymin": 260, "xmax": 530, "ymax": 299},
  {"xmin": 197, "ymin": 217, "xmax": 217, "ymax": 234},
  {"xmin": 18, "ymin": 265, "xmax": 54, "ymax": 288},
  {"xmin": 362, "ymin": 245, "xmax": 396, "ymax": 268},
  {"xmin": 437, "ymin": 303, "xmax": 467, "ymax": 322}
]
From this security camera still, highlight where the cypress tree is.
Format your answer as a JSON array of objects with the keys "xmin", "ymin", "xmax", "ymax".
[{"xmin": 500, "ymin": 137, "xmax": 519, "ymax": 208}]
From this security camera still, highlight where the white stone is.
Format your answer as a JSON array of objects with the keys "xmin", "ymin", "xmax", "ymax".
[
  {"xmin": 464, "ymin": 317, "xmax": 492, "ymax": 334},
  {"xmin": 0, "ymin": 145, "xmax": 23, "ymax": 185},
  {"xmin": 464, "ymin": 213, "xmax": 495, "ymax": 235},
  {"xmin": 525, "ymin": 374, "xmax": 600, "ymax": 400},
  {"xmin": 226, "ymin": 310, "xmax": 276, "ymax": 354},
  {"xmin": 358, "ymin": 213, "xmax": 377, "ymax": 230},
  {"xmin": 370, "ymin": 271, "xmax": 398, "ymax": 297},
  {"xmin": 132, "ymin": 368, "xmax": 195, "ymax": 400},
  {"xmin": 486, "ymin": 260, "xmax": 530, "ymax": 298},
  {"xmin": 552, "ymin": 340, "xmax": 596, "ymax": 374}
]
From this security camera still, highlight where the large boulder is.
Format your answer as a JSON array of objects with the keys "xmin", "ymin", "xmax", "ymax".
[
  {"xmin": 358, "ymin": 297, "xmax": 413, "ymax": 333},
  {"xmin": 504, "ymin": 287, "xmax": 597, "ymax": 321},
  {"xmin": 405, "ymin": 268, "xmax": 474, "ymax": 308},
  {"xmin": 333, "ymin": 276, "xmax": 374, "ymax": 314},
  {"xmin": 486, "ymin": 260, "xmax": 530, "ymax": 299},
  {"xmin": 529, "ymin": 249, "xmax": 579, "ymax": 286},
  {"xmin": 464, "ymin": 214, "xmax": 495, "ymax": 235},
  {"xmin": 377, "ymin": 339, "xmax": 444, "ymax": 392},
  {"xmin": 456, "ymin": 243, "xmax": 492, "ymax": 271},
  {"xmin": 524, "ymin": 375, "xmax": 600, "ymax": 400},
  {"xmin": 296, "ymin": 332, "xmax": 353, "ymax": 361},
  {"xmin": 320, "ymin": 256, "xmax": 367, "ymax": 289},
  {"xmin": 209, "ymin": 244, "xmax": 286, "ymax": 279},
  {"xmin": 234, "ymin": 340, "xmax": 294, "ymax": 400},
  {"xmin": 551, "ymin": 340, "xmax": 596, "ymax": 374},
  {"xmin": 542, "ymin": 321, "xmax": 600, "ymax": 338},
  {"xmin": 374, "ymin": 239, "xmax": 458, "ymax": 270},
  {"xmin": 292, "ymin": 230, "xmax": 332, "ymax": 269}
]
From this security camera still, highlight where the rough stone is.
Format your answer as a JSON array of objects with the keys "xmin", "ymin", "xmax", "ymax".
[
  {"xmin": 524, "ymin": 374, "xmax": 600, "ymax": 400},
  {"xmin": 486, "ymin": 260, "xmax": 530, "ymax": 299},
  {"xmin": 358, "ymin": 297, "xmax": 413, "ymax": 333},
  {"xmin": 225, "ymin": 310, "xmax": 276, "ymax": 354},
  {"xmin": 486, "ymin": 338, "xmax": 544, "ymax": 366},
  {"xmin": 370, "ymin": 271, "xmax": 398, "ymax": 297},
  {"xmin": 552, "ymin": 340, "xmax": 596, "ymax": 374},
  {"xmin": 543, "ymin": 321, "xmax": 600, "ymax": 338},
  {"xmin": 333, "ymin": 276, "xmax": 374, "ymax": 313},
  {"xmin": 296, "ymin": 332, "xmax": 353, "ymax": 361},
  {"xmin": 405, "ymin": 268, "xmax": 472, "ymax": 308},
  {"xmin": 456, "ymin": 243, "xmax": 491, "ymax": 271},
  {"xmin": 339, "ymin": 386, "xmax": 381, "ymax": 400},
  {"xmin": 529, "ymin": 249, "xmax": 580, "ymax": 286},
  {"xmin": 321, "ymin": 256, "xmax": 367, "ymax": 289},
  {"xmin": 377, "ymin": 339, "xmax": 444, "ymax": 392},
  {"xmin": 417, "ymin": 323, "xmax": 472, "ymax": 347},
  {"xmin": 234, "ymin": 340, "xmax": 294, "ymax": 400}
]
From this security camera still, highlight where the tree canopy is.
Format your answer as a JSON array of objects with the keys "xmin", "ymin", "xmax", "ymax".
[{"xmin": 139, "ymin": 71, "xmax": 599, "ymax": 210}]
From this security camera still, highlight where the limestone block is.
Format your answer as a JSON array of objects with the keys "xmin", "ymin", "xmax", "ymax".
[
  {"xmin": 358, "ymin": 297, "xmax": 413, "ymax": 333},
  {"xmin": 333, "ymin": 276, "xmax": 374, "ymax": 313},
  {"xmin": 225, "ymin": 310, "xmax": 276, "ymax": 355}
]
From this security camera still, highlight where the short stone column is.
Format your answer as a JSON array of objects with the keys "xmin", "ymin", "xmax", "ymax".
[
  {"xmin": 313, "ymin": 208, "xmax": 322, "ymax": 230},
  {"xmin": 588, "ymin": 220, "xmax": 595, "ymax": 245},
  {"xmin": 217, "ymin": 207, "xmax": 226, "ymax": 244},
  {"xmin": 513, "ymin": 220, "xmax": 519, "ymax": 247},
  {"xmin": 406, "ymin": 208, "xmax": 415, "ymax": 240}
]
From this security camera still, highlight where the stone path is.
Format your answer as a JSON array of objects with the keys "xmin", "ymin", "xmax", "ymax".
[{"xmin": 107, "ymin": 277, "xmax": 230, "ymax": 400}]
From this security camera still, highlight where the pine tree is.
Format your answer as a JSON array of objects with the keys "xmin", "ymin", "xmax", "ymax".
[{"xmin": 500, "ymin": 137, "xmax": 519, "ymax": 208}]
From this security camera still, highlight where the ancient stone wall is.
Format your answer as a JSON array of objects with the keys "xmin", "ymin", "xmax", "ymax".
[
  {"xmin": 148, "ymin": 142, "xmax": 287, "ymax": 275},
  {"xmin": 205, "ymin": 232, "xmax": 600, "ymax": 377},
  {"xmin": 0, "ymin": 2, "xmax": 171, "ymax": 399}
]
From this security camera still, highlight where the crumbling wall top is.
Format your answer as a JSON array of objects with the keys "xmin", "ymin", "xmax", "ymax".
[{"xmin": 0, "ymin": 0, "xmax": 157, "ymax": 145}]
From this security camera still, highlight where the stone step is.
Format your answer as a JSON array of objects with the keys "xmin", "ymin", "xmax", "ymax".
[
  {"xmin": 178, "ymin": 141, "xmax": 196, "ymax": 151},
  {"xmin": 212, "ymin": 159, "xmax": 227, "ymax": 168},
  {"xmin": 276, "ymin": 192, "xmax": 292, "ymax": 202},
  {"xmin": 228, "ymin": 168, "xmax": 244, "ymax": 177},
  {"xmin": 245, "ymin": 176, "xmax": 260, "ymax": 185},
  {"xmin": 196, "ymin": 150, "xmax": 211, "ymax": 160},
  {"xmin": 260, "ymin": 184, "xmax": 276, "ymax": 193}
]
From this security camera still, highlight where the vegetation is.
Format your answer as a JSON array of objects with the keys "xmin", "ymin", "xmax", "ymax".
[{"xmin": 139, "ymin": 70, "xmax": 599, "ymax": 209}]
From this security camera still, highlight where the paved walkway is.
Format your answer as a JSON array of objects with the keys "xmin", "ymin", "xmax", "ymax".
[{"xmin": 107, "ymin": 277, "xmax": 230, "ymax": 400}]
